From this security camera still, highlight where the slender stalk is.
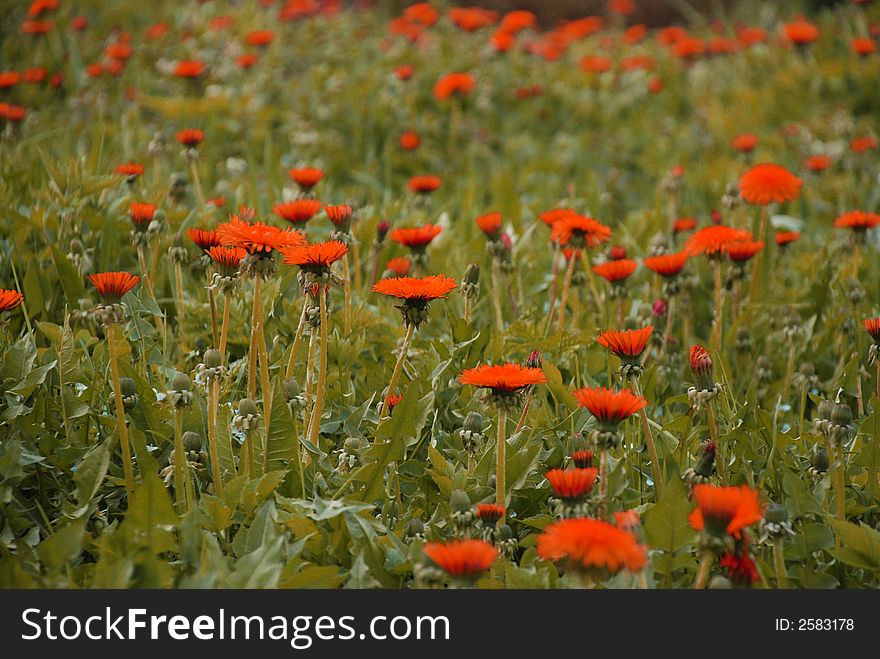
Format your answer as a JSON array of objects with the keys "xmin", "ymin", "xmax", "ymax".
[
  {"xmin": 206, "ymin": 373, "xmax": 226, "ymax": 498},
  {"xmin": 173, "ymin": 410, "xmax": 187, "ymax": 512},
  {"xmin": 208, "ymin": 280, "xmax": 219, "ymax": 349},
  {"xmin": 342, "ymin": 253, "xmax": 352, "ymax": 335},
  {"xmin": 490, "ymin": 258, "xmax": 504, "ymax": 329},
  {"xmin": 137, "ymin": 245, "xmax": 165, "ymax": 338},
  {"xmin": 798, "ymin": 379, "xmax": 808, "ymax": 439},
  {"xmin": 379, "ymin": 323, "xmax": 415, "ymax": 424},
  {"xmin": 663, "ymin": 294, "xmax": 676, "ymax": 351},
  {"xmin": 307, "ymin": 286, "xmax": 329, "ymax": 447},
  {"xmin": 464, "ymin": 294, "xmax": 471, "ymax": 323},
  {"xmin": 707, "ymin": 403, "xmax": 725, "ymax": 482},
  {"xmin": 712, "ymin": 258, "xmax": 722, "ymax": 352},
  {"xmin": 174, "ymin": 261, "xmax": 185, "ymax": 328},
  {"xmin": 351, "ymin": 236, "xmax": 363, "ymax": 292},
  {"xmin": 631, "ymin": 375, "xmax": 663, "ymax": 499},
  {"xmin": 555, "ymin": 255, "xmax": 577, "ymax": 334},
  {"xmin": 246, "ymin": 275, "xmax": 262, "ymax": 400},
  {"xmin": 257, "ymin": 311, "xmax": 272, "ymax": 439},
  {"xmin": 782, "ymin": 342, "xmax": 797, "ymax": 406},
  {"xmin": 693, "ymin": 553, "xmax": 713, "ymax": 589},
  {"xmin": 107, "ymin": 323, "xmax": 136, "ymax": 497},
  {"xmin": 303, "ymin": 330, "xmax": 316, "ymax": 431},
  {"xmin": 219, "ymin": 291, "xmax": 231, "ymax": 359},
  {"xmin": 599, "ymin": 448, "xmax": 608, "ymax": 520},
  {"xmin": 513, "ymin": 389, "xmax": 534, "ymax": 435},
  {"xmin": 284, "ymin": 296, "xmax": 310, "ymax": 379},
  {"xmin": 831, "ymin": 441, "xmax": 846, "ymax": 526},
  {"xmin": 495, "ymin": 408, "xmax": 507, "ymax": 517},
  {"xmin": 189, "ymin": 158, "xmax": 206, "ymax": 210},
  {"xmin": 773, "ymin": 539, "xmax": 788, "ymax": 589},
  {"xmin": 876, "ymin": 360, "xmax": 880, "ymax": 402}
]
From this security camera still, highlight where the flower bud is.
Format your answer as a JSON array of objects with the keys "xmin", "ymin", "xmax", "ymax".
[
  {"xmin": 817, "ymin": 398, "xmax": 834, "ymax": 422},
  {"xmin": 120, "ymin": 377, "xmax": 137, "ymax": 397},
  {"xmin": 464, "ymin": 263, "xmax": 480, "ymax": 286},
  {"xmin": 463, "ymin": 411, "xmax": 483, "ymax": 434},
  {"xmin": 171, "ymin": 372, "xmax": 191, "ymax": 392},
  {"xmin": 376, "ymin": 220, "xmax": 389, "ymax": 242},
  {"xmin": 694, "ymin": 441, "xmax": 716, "ymax": 478},
  {"xmin": 182, "ymin": 431, "xmax": 201, "ymax": 452},
  {"xmin": 450, "ymin": 489, "xmax": 470, "ymax": 514},
  {"xmin": 238, "ymin": 398, "xmax": 258, "ymax": 417},
  {"xmin": 406, "ymin": 517, "xmax": 425, "ymax": 538},
  {"xmin": 810, "ymin": 446, "xmax": 829, "ymax": 473},
  {"xmin": 689, "ymin": 344, "xmax": 715, "ymax": 391},
  {"xmin": 283, "ymin": 377, "xmax": 301, "ymax": 401},
  {"xmin": 525, "ymin": 350, "xmax": 542, "ymax": 369},
  {"xmin": 652, "ymin": 298, "xmax": 667, "ymax": 318},
  {"xmin": 831, "ymin": 402, "xmax": 852, "ymax": 427},
  {"xmin": 496, "ymin": 523, "xmax": 513, "ymax": 542},
  {"xmin": 203, "ymin": 348, "xmax": 222, "ymax": 369},
  {"xmin": 763, "ymin": 502, "xmax": 788, "ymax": 525}
]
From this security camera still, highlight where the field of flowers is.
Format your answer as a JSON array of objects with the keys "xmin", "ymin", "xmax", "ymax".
[{"xmin": 1, "ymin": 0, "xmax": 879, "ymax": 590}]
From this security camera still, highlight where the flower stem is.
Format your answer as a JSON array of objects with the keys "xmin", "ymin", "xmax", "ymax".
[
  {"xmin": 663, "ymin": 294, "xmax": 676, "ymax": 351},
  {"xmin": 137, "ymin": 244, "xmax": 165, "ymax": 339},
  {"xmin": 303, "ymin": 330, "xmax": 316, "ymax": 431},
  {"xmin": 206, "ymin": 373, "xmax": 226, "ymax": 498},
  {"xmin": 246, "ymin": 275, "xmax": 262, "ymax": 400},
  {"xmin": 782, "ymin": 341, "xmax": 797, "ymax": 406},
  {"xmin": 380, "ymin": 323, "xmax": 415, "ymax": 424},
  {"xmin": 830, "ymin": 441, "xmax": 847, "ymax": 527},
  {"xmin": 495, "ymin": 408, "xmax": 507, "ymax": 517},
  {"xmin": 555, "ymin": 255, "xmax": 576, "ymax": 334},
  {"xmin": 491, "ymin": 258, "xmax": 504, "ymax": 329},
  {"xmin": 219, "ymin": 291, "xmax": 231, "ymax": 359},
  {"xmin": 631, "ymin": 375, "xmax": 663, "ymax": 499},
  {"xmin": 173, "ymin": 410, "xmax": 187, "ymax": 513},
  {"xmin": 342, "ymin": 253, "xmax": 352, "ymax": 335},
  {"xmin": 773, "ymin": 538, "xmax": 788, "ymax": 589},
  {"xmin": 464, "ymin": 294, "xmax": 471, "ymax": 323},
  {"xmin": 707, "ymin": 402, "xmax": 725, "ymax": 482},
  {"xmin": 351, "ymin": 235, "xmax": 363, "ymax": 292},
  {"xmin": 307, "ymin": 286, "xmax": 329, "ymax": 447},
  {"xmin": 174, "ymin": 261, "xmax": 185, "ymax": 328},
  {"xmin": 712, "ymin": 258, "xmax": 722, "ymax": 353},
  {"xmin": 207, "ymin": 274, "xmax": 219, "ymax": 349},
  {"xmin": 693, "ymin": 553, "xmax": 713, "ymax": 589},
  {"xmin": 513, "ymin": 389, "xmax": 533, "ymax": 435},
  {"xmin": 189, "ymin": 158, "xmax": 206, "ymax": 210},
  {"xmin": 598, "ymin": 448, "xmax": 608, "ymax": 520},
  {"xmin": 107, "ymin": 322, "xmax": 136, "ymax": 497},
  {"xmin": 285, "ymin": 296, "xmax": 310, "ymax": 380}
]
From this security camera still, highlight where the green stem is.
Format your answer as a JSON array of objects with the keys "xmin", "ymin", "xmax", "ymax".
[
  {"xmin": 495, "ymin": 408, "xmax": 507, "ymax": 518},
  {"xmin": 693, "ymin": 552, "xmax": 713, "ymax": 589},
  {"xmin": 773, "ymin": 539, "xmax": 788, "ymax": 589},
  {"xmin": 285, "ymin": 296, "xmax": 310, "ymax": 380},
  {"xmin": 107, "ymin": 323, "xmax": 136, "ymax": 497},
  {"xmin": 308, "ymin": 287, "xmax": 329, "ymax": 447},
  {"xmin": 631, "ymin": 375, "xmax": 663, "ymax": 499}
]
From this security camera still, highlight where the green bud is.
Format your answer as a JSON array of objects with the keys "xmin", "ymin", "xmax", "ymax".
[
  {"xmin": 182, "ymin": 431, "xmax": 201, "ymax": 452},
  {"xmin": 406, "ymin": 518, "xmax": 425, "ymax": 537},
  {"xmin": 204, "ymin": 348, "xmax": 222, "ymax": 369},
  {"xmin": 238, "ymin": 398, "xmax": 258, "ymax": 417},
  {"xmin": 817, "ymin": 399, "xmax": 834, "ymax": 422},
  {"xmin": 811, "ymin": 447, "xmax": 829, "ymax": 473},
  {"xmin": 463, "ymin": 411, "xmax": 483, "ymax": 434},
  {"xmin": 464, "ymin": 263, "xmax": 480, "ymax": 286},
  {"xmin": 283, "ymin": 377, "xmax": 301, "ymax": 400},
  {"xmin": 120, "ymin": 377, "xmax": 137, "ymax": 397},
  {"xmin": 764, "ymin": 502, "xmax": 788, "ymax": 525},
  {"xmin": 497, "ymin": 523, "xmax": 513, "ymax": 542},
  {"xmin": 171, "ymin": 372, "xmax": 190, "ymax": 391},
  {"xmin": 831, "ymin": 402, "xmax": 852, "ymax": 427},
  {"xmin": 450, "ymin": 489, "xmax": 470, "ymax": 513}
]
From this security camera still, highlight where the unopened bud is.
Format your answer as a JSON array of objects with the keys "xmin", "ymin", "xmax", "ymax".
[
  {"xmin": 450, "ymin": 489, "xmax": 470, "ymax": 513},
  {"xmin": 182, "ymin": 431, "xmax": 201, "ymax": 452},
  {"xmin": 120, "ymin": 377, "xmax": 137, "ymax": 397},
  {"xmin": 171, "ymin": 372, "xmax": 190, "ymax": 392},
  {"xmin": 463, "ymin": 411, "xmax": 483, "ymax": 434},
  {"xmin": 464, "ymin": 263, "xmax": 480, "ymax": 286},
  {"xmin": 203, "ymin": 348, "xmax": 222, "ymax": 369},
  {"xmin": 238, "ymin": 398, "xmax": 258, "ymax": 417}
]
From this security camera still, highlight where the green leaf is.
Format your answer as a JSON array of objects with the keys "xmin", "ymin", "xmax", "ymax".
[
  {"xmin": 74, "ymin": 441, "xmax": 110, "ymax": 506},
  {"xmin": 281, "ymin": 564, "xmax": 344, "ymax": 589},
  {"xmin": 345, "ymin": 550, "xmax": 381, "ymax": 589},
  {"xmin": 51, "ymin": 245, "xmax": 86, "ymax": 305},
  {"xmin": 121, "ymin": 472, "xmax": 178, "ymax": 554},
  {"xmin": 782, "ymin": 468, "xmax": 823, "ymax": 518},
  {"xmin": 266, "ymin": 378, "xmax": 298, "ymax": 472},
  {"xmin": 828, "ymin": 519, "xmax": 880, "ymax": 572},
  {"xmin": 37, "ymin": 520, "xmax": 85, "ymax": 571},
  {"xmin": 225, "ymin": 536, "xmax": 284, "ymax": 588},
  {"xmin": 644, "ymin": 476, "xmax": 695, "ymax": 576},
  {"xmin": 542, "ymin": 361, "xmax": 578, "ymax": 410}
]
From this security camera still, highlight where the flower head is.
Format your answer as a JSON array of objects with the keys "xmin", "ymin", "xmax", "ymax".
[
  {"xmin": 596, "ymin": 326, "xmax": 653, "ymax": 360},
  {"xmin": 643, "ymin": 251, "xmax": 688, "ymax": 277},
  {"xmin": 475, "ymin": 503, "xmax": 505, "ymax": 526},
  {"xmin": 689, "ymin": 484, "xmax": 763, "ymax": 539},
  {"xmin": 459, "ymin": 363, "xmax": 548, "ymax": 395},
  {"xmin": 783, "ymin": 18, "xmax": 819, "ymax": 45},
  {"xmin": 176, "ymin": 129, "xmax": 204, "ymax": 147},
  {"xmin": 538, "ymin": 208, "xmax": 576, "ymax": 227},
  {"xmin": 114, "ymin": 162, "xmax": 144, "ymax": 179},
  {"xmin": 208, "ymin": 245, "xmax": 246, "ymax": 273},
  {"xmin": 273, "ymin": 199, "xmax": 322, "ymax": 225},
  {"xmin": 433, "ymin": 72, "xmax": 475, "ymax": 100},
  {"xmin": 422, "ymin": 539, "xmax": 497, "ymax": 579},
  {"xmin": 863, "ymin": 317, "xmax": 880, "ymax": 344},
  {"xmin": 572, "ymin": 387, "xmax": 648, "ymax": 426},
  {"xmin": 545, "ymin": 468, "xmax": 599, "ymax": 500},
  {"xmin": 407, "ymin": 175, "xmax": 442, "ymax": 194},
  {"xmin": 0, "ymin": 289, "xmax": 24, "ymax": 312},
  {"xmin": 726, "ymin": 240, "xmax": 764, "ymax": 262},
  {"xmin": 550, "ymin": 214, "xmax": 613, "ymax": 248},
  {"xmin": 217, "ymin": 217, "xmax": 305, "ymax": 254},
  {"xmin": 324, "ymin": 204, "xmax": 353, "ymax": 230},
  {"xmin": 805, "ymin": 154, "xmax": 831, "ymax": 172},
  {"xmin": 720, "ymin": 549, "xmax": 759, "ymax": 586},
  {"xmin": 173, "ymin": 60, "xmax": 204, "ymax": 78},
  {"xmin": 592, "ymin": 259, "xmax": 638, "ymax": 283},
  {"xmin": 282, "ymin": 240, "xmax": 348, "ymax": 272},
  {"xmin": 88, "ymin": 272, "xmax": 139, "ymax": 303},
  {"xmin": 731, "ymin": 133, "xmax": 758, "ymax": 153},
  {"xmin": 537, "ymin": 518, "xmax": 648, "ymax": 574},
  {"xmin": 673, "ymin": 217, "xmax": 697, "ymax": 234},
  {"xmin": 834, "ymin": 210, "xmax": 880, "ymax": 232},
  {"xmin": 571, "ymin": 450, "xmax": 593, "ymax": 468},
  {"xmin": 851, "ymin": 136, "xmax": 877, "ymax": 153},
  {"xmin": 475, "ymin": 212, "xmax": 502, "ymax": 238},
  {"xmin": 738, "ymin": 163, "xmax": 802, "ymax": 205},
  {"xmin": 188, "ymin": 228, "xmax": 222, "ymax": 253},
  {"xmin": 374, "ymin": 274, "xmax": 457, "ymax": 326},
  {"xmin": 389, "ymin": 224, "xmax": 442, "ymax": 250},
  {"xmin": 774, "ymin": 231, "xmax": 800, "ymax": 247},
  {"xmin": 288, "ymin": 167, "xmax": 324, "ymax": 189},
  {"xmin": 385, "ymin": 257, "xmax": 411, "ymax": 276},
  {"xmin": 685, "ymin": 225, "xmax": 752, "ymax": 257},
  {"xmin": 129, "ymin": 202, "xmax": 156, "ymax": 228}
]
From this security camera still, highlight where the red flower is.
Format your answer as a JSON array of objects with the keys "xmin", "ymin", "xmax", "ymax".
[
  {"xmin": 738, "ymin": 163, "xmax": 802, "ymax": 205},
  {"xmin": 273, "ymin": 199, "xmax": 322, "ymax": 225},
  {"xmin": 217, "ymin": 217, "xmax": 305, "ymax": 254},
  {"xmin": 571, "ymin": 450, "xmax": 593, "ymax": 468},
  {"xmin": 550, "ymin": 214, "xmax": 613, "ymax": 248},
  {"xmin": 176, "ymin": 128, "xmax": 204, "ymax": 147},
  {"xmin": 288, "ymin": 167, "xmax": 324, "ymax": 189},
  {"xmin": 614, "ymin": 509, "xmax": 641, "ymax": 531},
  {"xmin": 774, "ymin": 231, "xmax": 800, "ymax": 247},
  {"xmin": 643, "ymin": 251, "xmax": 688, "ymax": 277},
  {"xmin": 385, "ymin": 393, "xmax": 403, "ymax": 414},
  {"xmin": 458, "ymin": 363, "xmax": 548, "ymax": 394},
  {"xmin": 685, "ymin": 225, "xmax": 752, "ymax": 257},
  {"xmin": 129, "ymin": 202, "xmax": 156, "ymax": 228},
  {"xmin": 88, "ymin": 272, "xmax": 140, "ymax": 302},
  {"xmin": 208, "ymin": 245, "xmax": 247, "ymax": 271},
  {"xmin": 385, "ymin": 257, "xmax": 411, "ymax": 276},
  {"xmin": 422, "ymin": 539, "xmax": 497, "ymax": 578},
  {"xmin": 689, "ymin": 344, "xmax": 713, "ymax": 375},
  {"xmin": 731, "ymin": 133, "xmax": 758, "ymax": 153},
  {"xmin": 539, "ymin": 208, "xmax": 576, "ymax": 227},
  {"xmin": 673, "ymin": 217, "xmax": 697, "ymax": 233},
  {"xmin": 373, "ymin": 274, "xmax": 458, "ymax": 302},
  {"xmin": 475, "ymin": 503, "xmax": 505, "ymax": 525},
  {"xmin": 188, "ymin": 228, "xmax": 222, "ymax": 252},
  {"xmin": 834, "ymin": 210, "xmax": 880, "ymax": 231},
  {"xmin": 783, "ymin": 18, "xmax": 819, "ymax": 45},
  {"xmin": 851, "ymin": 136, "xmax": 877, "ymax": 153},
  {"xmin": 407, "ymin": 175, "xmax": 442, "ymax": 194},
  {"xmin": 399, "ymin": 131, "xmax": 420, "ymax": 150},
  {"xmin": 475, "ymin": 212, "xmax": 502, "ymax": 238},
  {"xmin": 394, "ymin": 64, "xmax": 414, "ymax": 81},
  {"xmin": 580, "ymin": 56, "xmax": 612, "ymax": 73},
  {"xmin": 324, "ymin": 204, "xmax": 353, "ymax": 228},
  {"xmin": 23, "ymin": 67, "xmax": 46, "ymax": 83},
  {"xmin": 804, "ymin": 154, "xmax": 831, "ymax": 172},
  {"xmin": 545, "ymin": 468, "xmax": 599, "ymax": 500},
  {"xmin": 281, "ymin": 240, "xmax": 349, "ymax": 270},
  {"xmin": 720, "ymin": 551, "xmax": 759, "ymax": 585},
  {"xmin": 726, "ymin": 240, "xmax": 764, "ymax": 262},
  {"xmin": 592, "ymin": 259, "xmax": 638, "ymax": 283},
  {"xmin": 0, "ymin": 72, "xmax": 20, "ymax": 89},
  {"xmin": 106, "ymin": 42, "xmax": 132, "ymax": 60},
  {"xmin": 245, "ymin": 29, "xmax": 275, "ymax": 47},
  {"xmin": 596, "ymin": 326, "xmax": 653, "ymax": 359},
  {"xmin": 863, "ymin": 317, "xmax": 880, "ymax": 342},
  {"xmin": 173, "ymin": 60, "xmax": 204, "ymax": 78},
  {"xmin": 572, "ymin": 387, "xmax": 648, "ymax": 424},
  {"xmin": 689, "ymin": 484, "xmax": 764, "ymax": 538},
  {"xmin": 433, "ymin": 72, "xmax": 475, "ymax": 100},
  {"xmin": 236, "ymin": 54, "xmax": 259, "ymax": 69},
  {"xmin": 114, "ymin": 163, "xmax": 144, "ymax": 178},
  {"xmin": 852, "ymin": 37, "xmax": 876, "ymax": 56},
  {"xmin": 389, "ymin": 224, "xmax": 442, "ymax": 249},
  {"xmin": 0, "ymin": 289, "xmax": 24, "ymax": 312},
  {"xmin": 738, "ymin": 26, "xmax": 766, "ymax": 47},
  {"xmin": 537, "ymin": 517, "xmax": 648, "ymax": 573}
]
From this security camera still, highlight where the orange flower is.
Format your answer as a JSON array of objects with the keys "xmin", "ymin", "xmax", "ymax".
[
  {"xmin": 407, "ymin": 175, "xmax": 442, "ymax": 194},
  {"xmin": 726, "ymin": 240, "xmax": 764, "ymax": 262},
  {"xmin": 685, "ymin": 225, "xmax": 752, "ymax": 257},
  {"xmin": 449, "ymin": 7, "xmax": 499, "ymax": 32},
  {"xmin": 499, "ymin": 10, "xmax": 536, "ymax": 34},
  {"xmin": 236, "ymin": 53, "xmax": 258, "ymax": 69},
  {"xmin": 422, "ymin": 539, "xmax": 497, "ymax": 578},
  {"xmin": 88, "ymin": 272, "xmax": 139, "ymax": 302},
  {"xmin": 288, "ymin": 167, "xmax": 324, "ymax": 189},
  {"xmin": 389, "ymin": 224, "xmax": 442, "ymax": 249},
  {"xmin": 114, "ymin": 162, "xmax": 144, "ymax": 178},
  {"xmin": 571, "ymin": 449, "xmax": 593, "ymax": 468},
  {"xmin": 537, "ymin": 517, "xmax": 648, "ymax": 573},
  {"xmin": 580, "ymin": 55, "xmax": 612, "ymax": 73},
  {"xmin": 644, "ymin": 251, "xmax": 688, "ymax": 277},
  {"xmin": 433, "ymin": 72, "xmax": 475, "ymax": 100},
  {"xmin": 21, "ymin": 19, "xmax": 53, "ymax": 35},
  {"xmin": 0, "ymin": 103, "xmax": 27, "ymax": 122},
  {"xmin": 738, "ymin": 26, "xmax": 766, "ymax": 47},
  {"xmin": 572, "ymin": 387, "xmax": 648, "ymax": 425},
  {"xmin": 783, "ymin": 18, "xmax": 819, "ymax": 45},
  {"xmin": 459, "ymin": 363, "xmax": 548, "ymax": 394},
  {"xmin": 188, "ymin": 228, "xmax": 221, "ymax": 252},
  {"xmin": 324, "ymin": 203, "xmax": 353, "ymax": 229},
  {"xmin": 592, "ymin": 259, "xmax": 637, "ymax": 283},
  {"xmin": 774, "ymin": 231, "xmax": 800, "ymax": 247},
  {"xmin": 689, "ymin": 344, "xmax": 713, "ymax": 374},
  {"xmin": 609, "ymin": 0, "xmax": 635, "ymax": 15},
  {"xmin": 145, "ymin": 22, "xmax": 169, "ymax": 40},
  {"xmin": 689, "ymin": 484, "xmax": 763, "ymax": 539},
  {"xmin": 173, "ymin": 60, "xmax": 204, "ymax": 78},
  {"xmin": 852, "ymin": 37, "xmax": 876, "ymax": 56},
  {"xmin": 282, "ymin": 240, "xmax": 348, "ymax": 271},
  {"xmin": 129, "ymin": 202, "xmax": 156, "ymax": 228},
  {"xmin": 245, "ymin": 29, "xmax": 275, "ymax": 46},
  {"xmin": 834, "ymin": 210, "xmax": 880, "ymax": 231},
  {"xmin": 404, "ymin": 2, "xmax": 439, "ymax": 26},
  {"xmin": 373, "ymin": 274, "xmax": 458, "ymax": 302},
  {"xmin": 672, "ymin": 37, "xmax": 705, "ymax": 59},
  {"xmin": 539, "ymin": 208, "xmax": 576, "ymax": 227},
  {"xmin": 545, "ymin": 468, "xmax": 599, "ymax": 500},
  {"xmin": 731, "ymin": 133, "xmax": 758, "ymax": 153},
  {"xmin": 385, "ymin": 257, "xmax": 411, "ymax": 276},
  {"xmin": 105, "ymin": 42, "xmax": 132, "ymax": 60},
  {"xmin": 176, "ymin": 128, "xmax": 204, "ymax": 147},
  {"xmin": 0, "ymin": 289, "xmax": 24, "ymax": 312},
  {"xmin": 273, "ymin": 199, "xmax": 322, "ymax": 225},
  {"xmin": 23, "ymin": 67, "xmax": 46, "ymax": 83},
  {"xmin": 614, "ymin": 509, "xmax": 641, "ymax": 531},
  {"xmin": 475, "ymin": 503, "xmax": 505, "ymax": 525},
  {"xmin": 864, "ymin": 317, "xmax": 880, "ymax": 343},
  {"xmin": 217, "ymin": 217, "xmax": 305, "ymax": 254},
  {"xmin": 620, "ymin": 55, "xmax": 656, "ymax": 71},
  {"xmin": 673, "ymin": 217, "xmax": 697, "ymax": 233},
  {"xmin": 804, "ymin": 154, "xmax": 831, "ymax": 172},
  {"xmin": 596, "ymin": 326, "xmax": 653, "ymax": 359},
  {"xmin": 399, "ymin": 131, "xmax": 420, "ymax": 150},
  {"xmin": 550, "ymin": 214, "xmax": 613, "ymax": 248},
  {"xmin": 385, "ymin": 393, "xmax": 403, "ymax": 414},
  {"xmin": 851, "ymin": 136, "xmax": 877, "ymax": 153},
  {"xmin": 394, "ymin": 64, "xmax": 414, "ymax": 81},
  {"xmin": 208, "ymin": 245, "xmax": 247, "ymax": 271},
  {"xmin": 490, "ymin": 29, "xmax": 516, "ymax": 52},
  {"xmin": 738, "ymin": 163, "xmax": 802, "ymax": 205},
  {"xmin": 0, "ymin": 71, "xmax": 20, "ymax": 89},
  {"xmin": 475, "ymin": 212, "xmax": 502, "ymax": 238}
]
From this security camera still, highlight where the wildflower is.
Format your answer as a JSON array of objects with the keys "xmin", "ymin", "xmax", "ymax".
[
  {"xmin": 685, "ymin": 225, "xmax": 751, "ymax": 257},
  {"xmin": 804, "ymin": 154, "xmax": 831, "ymax": 172},
  {"xmin": 114, "ymin": 162, "xmax": 144, "ymax": 180},
  {"xmin": 399, "ymin": 131, "xmax": 420, "ymax": 150},
  {"xmin": 545, "ymin": 468, "xmax": 599, "ymax": 501},
  {"xmin": 0, "ymin": 289, "xmax": 24, "ymax": 312},
  {"xmin": 537, "ymin": 518, "xmax": 648, "ymax": 575},
  {"xmin": 673, "ymin": 217, "xmax": 697, "ymax": 234},
  {"xmin": 281, "ymin": 240, "xmax": 348, "ymax": 275},
  {"xmin": 782, "ymin": 17, "xmax": 819, "ymax": 46},
  {"xmin": 422, "ymin": 539, "xmax": 497, "ymax": 580},
  {"xmin": 476, "ymin": 212, "xmax": 502, "ymax": 239},
  {"xmin": 236, "ymin": 54, "xmax": 258, "ymax": 69},
  {"xmin": 88, "ymin": 271, "xmax": 140, "ymax": 304},
  {"xmin": 407, "ymin": 175, "xmax": 442, "ymax": 194},
  {"xmin": 245, "ymin": 29, "xmax": 275, "ymax": 47},
  {"xmin": 719, "ymin": 549, "xmax": 759, "ymax": 586},
  {"xmin": 173, "ymin": 60, "xmax": 204, "ymax": 78},
  {"xmin": 572, "ymin": 387, "xmax": 647, "ymax": 433},
  {"xmin": 385, "ymin": 257, "xmax": 411, "ymax": 277},
  {"xmin": 644, "ymin": 251, "xmax": 688, "ymax": 277},
  {"xmin": 689, "ymin": 484, "xmax": 763, "ymax": 540},
  {"xmin": 373, "ymin": 274, "xmax": 457, "ymax": 327},
  {"xmin": 476, "ymin": 503, "xmax": 505, "ymax": 527},
  {"xmin": 850, "ymin": 136, "xmax": 877, "ymax": 153},
  {"xmin": 324, "ymin": 204, "xmax": 353, "ymax": 234},
  {"xmin": 288, "ymin": 167, "xmax": 323, "ymax": 190},
  {"xmin": 273, "ymin": 199, "xmax": 322, "ymax": 225},
  {"xmin": 176, "ymin": 129, "xmax": 204, "ymax": 147},
  {"xmin": 775, "ymin": 231, "xmax": 800, "ymax": 247},
  {"xmin": 592, "ymin": 258, "xmax": 638, "ymax": 283},
  {"xmin": 459, "ymin": 363, "xmax": 548, "ymax": 398},
  {"xmin": 551, "ymin": 214, "xmax": 613, "ymax": 248},
  {"xmin": 433, "ymin": 72, "xmax": 475, "ymax": 100},
  {"xmin": 834, "ymin": 210, "xmax": 880, "ymax": 232},
  {"xmin": 394, "ymin": 64, "xmax": 414, "ymax": 80},
  {"xmin": 129, "ymin": 202, "xmax": 157, "ymax": 230},
  {"xmin": 389, "ymin": 224, "xmax": 442, "ymax": 250},
  {"xmin": 217, "ymin": 217, "xmax": 305, "ymax": 254},
  {"xmin": 571, "ymin": 450, "xmax": 593, "ymax": 468},
  {"xmin": 731, "ymin": 133, "xmax": 758, "ymax": 153},
  {"xmin": 726, "ymin": 240, "xmax": 764, "ymax": 262},
  {"xmin": 580, "ymin": 56, "xmax": 612, "ymax": 73},
  {"xmin": 738, "ymin": 163, "xmax": 802, "ymax": 205},
  {"xmin": 596, "ymin": 326, "xmax": 653, "ymax": 367},
  {"xmin": 852, "ymin": 37, "xmax": 876, "ymax": 56}
]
